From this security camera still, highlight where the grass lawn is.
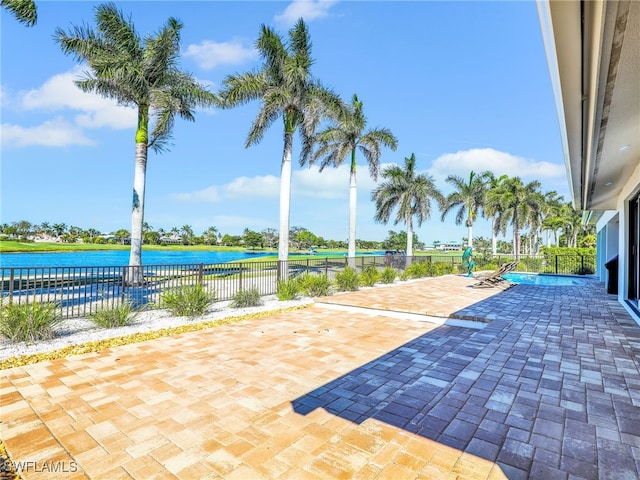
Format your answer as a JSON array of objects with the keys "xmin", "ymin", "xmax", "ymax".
[
  {"xmin": 1, "ymin": 241, "xmax": 464, "ymax": 260},
  {"xmin": 0, "ymin": 241, "xmax": 267, "ymax": 254}
]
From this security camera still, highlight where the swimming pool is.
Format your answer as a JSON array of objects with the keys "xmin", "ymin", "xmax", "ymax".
[{"xmin": 501, "ymin": 272, "xmax": 589, "ymax": 286}]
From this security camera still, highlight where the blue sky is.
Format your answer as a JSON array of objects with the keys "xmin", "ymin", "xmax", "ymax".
[{"xmin": 1, "ymin": 0, "xmax": 569, "ymax": 244}]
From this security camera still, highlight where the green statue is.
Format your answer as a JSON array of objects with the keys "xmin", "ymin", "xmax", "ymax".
[{"xmin": 462, "ymin": 247, "xmax": 475, "ymax": 277}]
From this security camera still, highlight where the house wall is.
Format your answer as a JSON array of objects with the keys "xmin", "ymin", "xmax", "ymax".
[
  {"xmin": 616, "ymin": 161, "xmax": 640, "ymax": 323},
  {"xmin": 595, "ymin": 160, "xmax": 640, "ymax": 325}
]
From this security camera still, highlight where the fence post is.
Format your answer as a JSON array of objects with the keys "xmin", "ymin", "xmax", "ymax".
[
  {"xmin": 325, "ymin": 258, "xmax": 329, "ymax": 277},
  {"xmin": 198, "ymin": 264, "xmax": 204, "ymax": 285},
  {"xmin": 555, "ymin": 256, "xmax": 559, "ymax": 274},
  {"xmin": 238, "ymin": 262, "xmax": 243, "ymax": 291},
  {"xmin": 306, "ymin": 259, "xmax": 309, "ymax": 274},
  {"xmin": 8, "ymin": 269, "xmax": 15, "ymax": 304},
  {"xmin": 121, "ymin": 266, "xmax": 127, "ymax": 301},
  {"xmin": 581, "ymin": 255, "xmax": 584, "ymax": 274}
]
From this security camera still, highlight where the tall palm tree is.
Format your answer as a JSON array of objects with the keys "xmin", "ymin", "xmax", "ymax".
[
  {"xmin": 487, "ymin": 177, "xmax": 542, "ymax": 260},
  {"xmin": 219, "ymin": 19, "xmax": 343, "ymax": 276},
  {"xmin": 541, "ymin": 191, "xmax": 565, "ymax": 247},
  {"xmin": 203, "ymin": 226, "xmax": 218, "ymax": 245},
  {"xmin": 560, "ymin": 202, "xmax": 583, "ymax": 247},
  {"xmin": 309, "ymin": 94, "xmax": 397, "ymax": 264},
  {"xmin": 180, "ymin": 225, "xmax": 194, "ymax": 245},
  {"xmin": 482, "ymin": 172, "xmax": 508, "ymax": 256},
  {"xmin": 52, "ymin": 223, "xmax": 67, "ymax": 238},
  {"xmin": 525, "ymin": 190, "xmax": 546, "ymax": 254},
  {"xmin": 372, "ymin": 153, "xmax": 443, "ymax": 258},
  {"xmin": 1, "ymin": 0, "xmax": 37, "ymax": 26},
  {"xmin": 440, "ymin": 171, "xmax": 487, "ymax": 248},
  {"xmin": 55, "ymin": 3, "xmax": 218, "ymax": 283}
]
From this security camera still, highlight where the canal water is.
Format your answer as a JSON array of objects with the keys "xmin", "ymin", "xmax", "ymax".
[{"xmin": 0, "ymin": 250, "xmax": 272, "ymax": 269}]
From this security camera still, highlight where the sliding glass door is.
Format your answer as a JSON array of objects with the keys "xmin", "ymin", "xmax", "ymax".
[{"xmin": 630, "ymin": 192, "xmax": 640, "ymax": 308}]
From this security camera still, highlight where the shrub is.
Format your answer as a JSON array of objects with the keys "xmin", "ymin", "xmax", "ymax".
[
  {"xmin": 399, "ymin": 270, "xmax": 411, "ymax": 281},
  {"xmin": 359, "ymin": 265, "xmax": 381, "ymax": 287},
  {"xmin": 430, "ymin": 262, "xmax": 457, "ymax": 276},
  {"xmin": 481, "ymin": 263, "xmax": 499, "ymax": 272},
  {"xmin": 231, "ymin": 288, "xmax": 263, "ymax": 308},
  {"xmin": 89, "ymin": 302, "xmax": 139, "ymax": 328},
  {"xmin": 405, "ymin": 261, "xmax": 429, "ymax": 279},
  {"xmin": 0, "ymin": 302, "xmax": 62, "ymax": 343},
  {"xmin": 334, "ymin": 267, "xmax": 360, "ymax": 291},
  {"xmin": 276, "ymin": 279, "xmax": 301, "ymax": 301},
  {"xmin": 298, "ymin": 273, "xmax": 331, "ymax": 297},
  {"xmin": 380, "ymin": 266, "xmax": 397, "ymax": 284},
  {"xmin": 573, "ymin": 266, "xmax": 595, "ymax": 275},
  {"xmin": 161, "ymin": 284, "xmax": 215, "ymax": 317}
]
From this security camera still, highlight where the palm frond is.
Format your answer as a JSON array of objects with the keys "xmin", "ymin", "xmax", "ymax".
[
  {"xmin": 220, "ymin": 71, "xmax": 268, "ymax": 108},
  {"xmin": 2, "ymin": 0, "xmax": 37, "ymax": 26}
]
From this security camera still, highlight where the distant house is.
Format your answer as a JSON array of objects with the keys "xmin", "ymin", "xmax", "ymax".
[
  {"xmin": 437, "ymin": 241, "xmax": 463, "ymax": 251},
  {"xmin": 159, "ymin": 235, "xmax": 182, "ymax": 245}
]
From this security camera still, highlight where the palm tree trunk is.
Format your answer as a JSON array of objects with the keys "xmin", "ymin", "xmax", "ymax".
[
  {"xmin": 514, "ymin": 224, "xmax": 521, "ymax": 261},
  {"xmin": 127, "ymin": 142, "xmax": 147, "ymax": 284},
  {"xmin": 467, "ymin": 220, "xmax": 473, "ymax": 248},
  {"xmin": 348, "ymin": 156, "xmax": 357, "ymax": 268},
  {"xmin": 278, "ymin": 132, "xmax": 293, "ymax": 279},
  {"xmin": 406, "ymin": 214, "xmax": 414, "ymax": 264},
  {"xmin": 491, "ymin": 217, "xmax": 497, "ymax": 256}
]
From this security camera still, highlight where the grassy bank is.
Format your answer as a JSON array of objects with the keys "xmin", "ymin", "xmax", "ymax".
[
  {"xmin": 1, "ymin": 241, "xmax": 450, "ymax": 259},
  {"xmin": 0, "ymin": 241, "xmax": 268, "ymax": 254}
]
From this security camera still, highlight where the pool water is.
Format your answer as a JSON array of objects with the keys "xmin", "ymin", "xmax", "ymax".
[{"xmin": 501, "ymin": 272, "xmax": 588, "ymax": 286}]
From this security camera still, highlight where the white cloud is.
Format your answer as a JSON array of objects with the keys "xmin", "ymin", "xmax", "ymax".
[
  {"xmin": 171, "ymin": 163, "xmax": 383, "ymax": 203},
  {"xmin": 429, "ymin": 148, "xmax": 565, "ymax": 183},
  {"xmin": 274, "ymin": 0, "xmax": 338, "ymax": 26},
  {"xmin": 224, "ymin": 175, "xmax": 280, "ymax": 198},
  {"xmin": 171, "ymin": 175, "xmax": 279, "ymax": 202},
  {"xmin": 1, "ymin": 118, "xmax": 94, "ymax": 148},
  {"xmin": 184, "ymin": 40, "xmax": 257, "ymax": 70},
  {"xmin": 18, "ymin": 67, "xmax": 136, "ymax": 130},
  {"xmin": 171, "ymin": 185, "xmax": 221, "ymax": 202},
  {"xmin": 293, "ymin": 163, "xmax": 381, "ymax": 199}
]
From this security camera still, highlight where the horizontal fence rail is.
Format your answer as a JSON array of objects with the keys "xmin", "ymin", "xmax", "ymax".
[{"xmin": 1, "ymin": 254, "xmax": 595, "ymax": 319}]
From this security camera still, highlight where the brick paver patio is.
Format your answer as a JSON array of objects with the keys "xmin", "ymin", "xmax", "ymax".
[{"xmin": 1, "ymin": 275, "xmax": 639, "ymax": 479}]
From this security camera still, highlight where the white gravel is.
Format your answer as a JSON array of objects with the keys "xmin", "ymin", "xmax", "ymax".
[{"xmin": 0, "ymin": 295, "xmax": 314, "ymax": 361}]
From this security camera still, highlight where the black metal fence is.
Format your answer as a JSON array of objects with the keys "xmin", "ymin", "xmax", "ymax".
[{"xmin": 1, "ymin": 254, "xmax": 595, "ymax": 319}]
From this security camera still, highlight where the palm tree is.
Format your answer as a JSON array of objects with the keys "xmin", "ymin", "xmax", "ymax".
[
  {"xmin": 487, "ymin": 177, "xmax": 542, "ymax": 260},
  {"xmin": 482, "ymin": 172, "xmax": 508, "ymax": 256},
  {"xmin": 219, "ymin": 18, "xmax": 343, "ymax": 277},
  {"xmin": 372, "ymin": 153, "xmax": 443, "ymax": 258},
  {"xmin": 180, "ymin": 225, "xmax": 194, "ymax": 245},
  {"xmin": 309, "ymin": 94, "xmax": 397, "ymax": 265},
  {"xmin": 203, "ymin": 226, "xmax": 218, "ymax": 245},
  {"xmin": 440, "ymin": 171, "xmax": 487, "ymax": 248},
  {"xmin": 1, "ymin": 0, "xmax": 37, "ymax": 26},
  {"xmin": 541, "ymin": 191, "xmax": 565, "ymax": 247},
  {"xmin": 560, "ymin": 202, "xmax": 583, "ymax": 247},
  {"xmin": 55, "ymin": 3, "xmax": 218, "ymax": 283},
  {"xmin": 52, "ymin": 223, "xmax": 67, "ymax": 238}
]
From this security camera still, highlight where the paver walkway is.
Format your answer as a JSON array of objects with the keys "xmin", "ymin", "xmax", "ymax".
[{"xmin": 1, "ymin": 275, "xmax": 639, "ymax": 479}]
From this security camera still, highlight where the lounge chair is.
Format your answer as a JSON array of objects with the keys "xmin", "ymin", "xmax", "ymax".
[{"xmin": 472, "ymin": 261, "xmax": 519, "ymax": 288}]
